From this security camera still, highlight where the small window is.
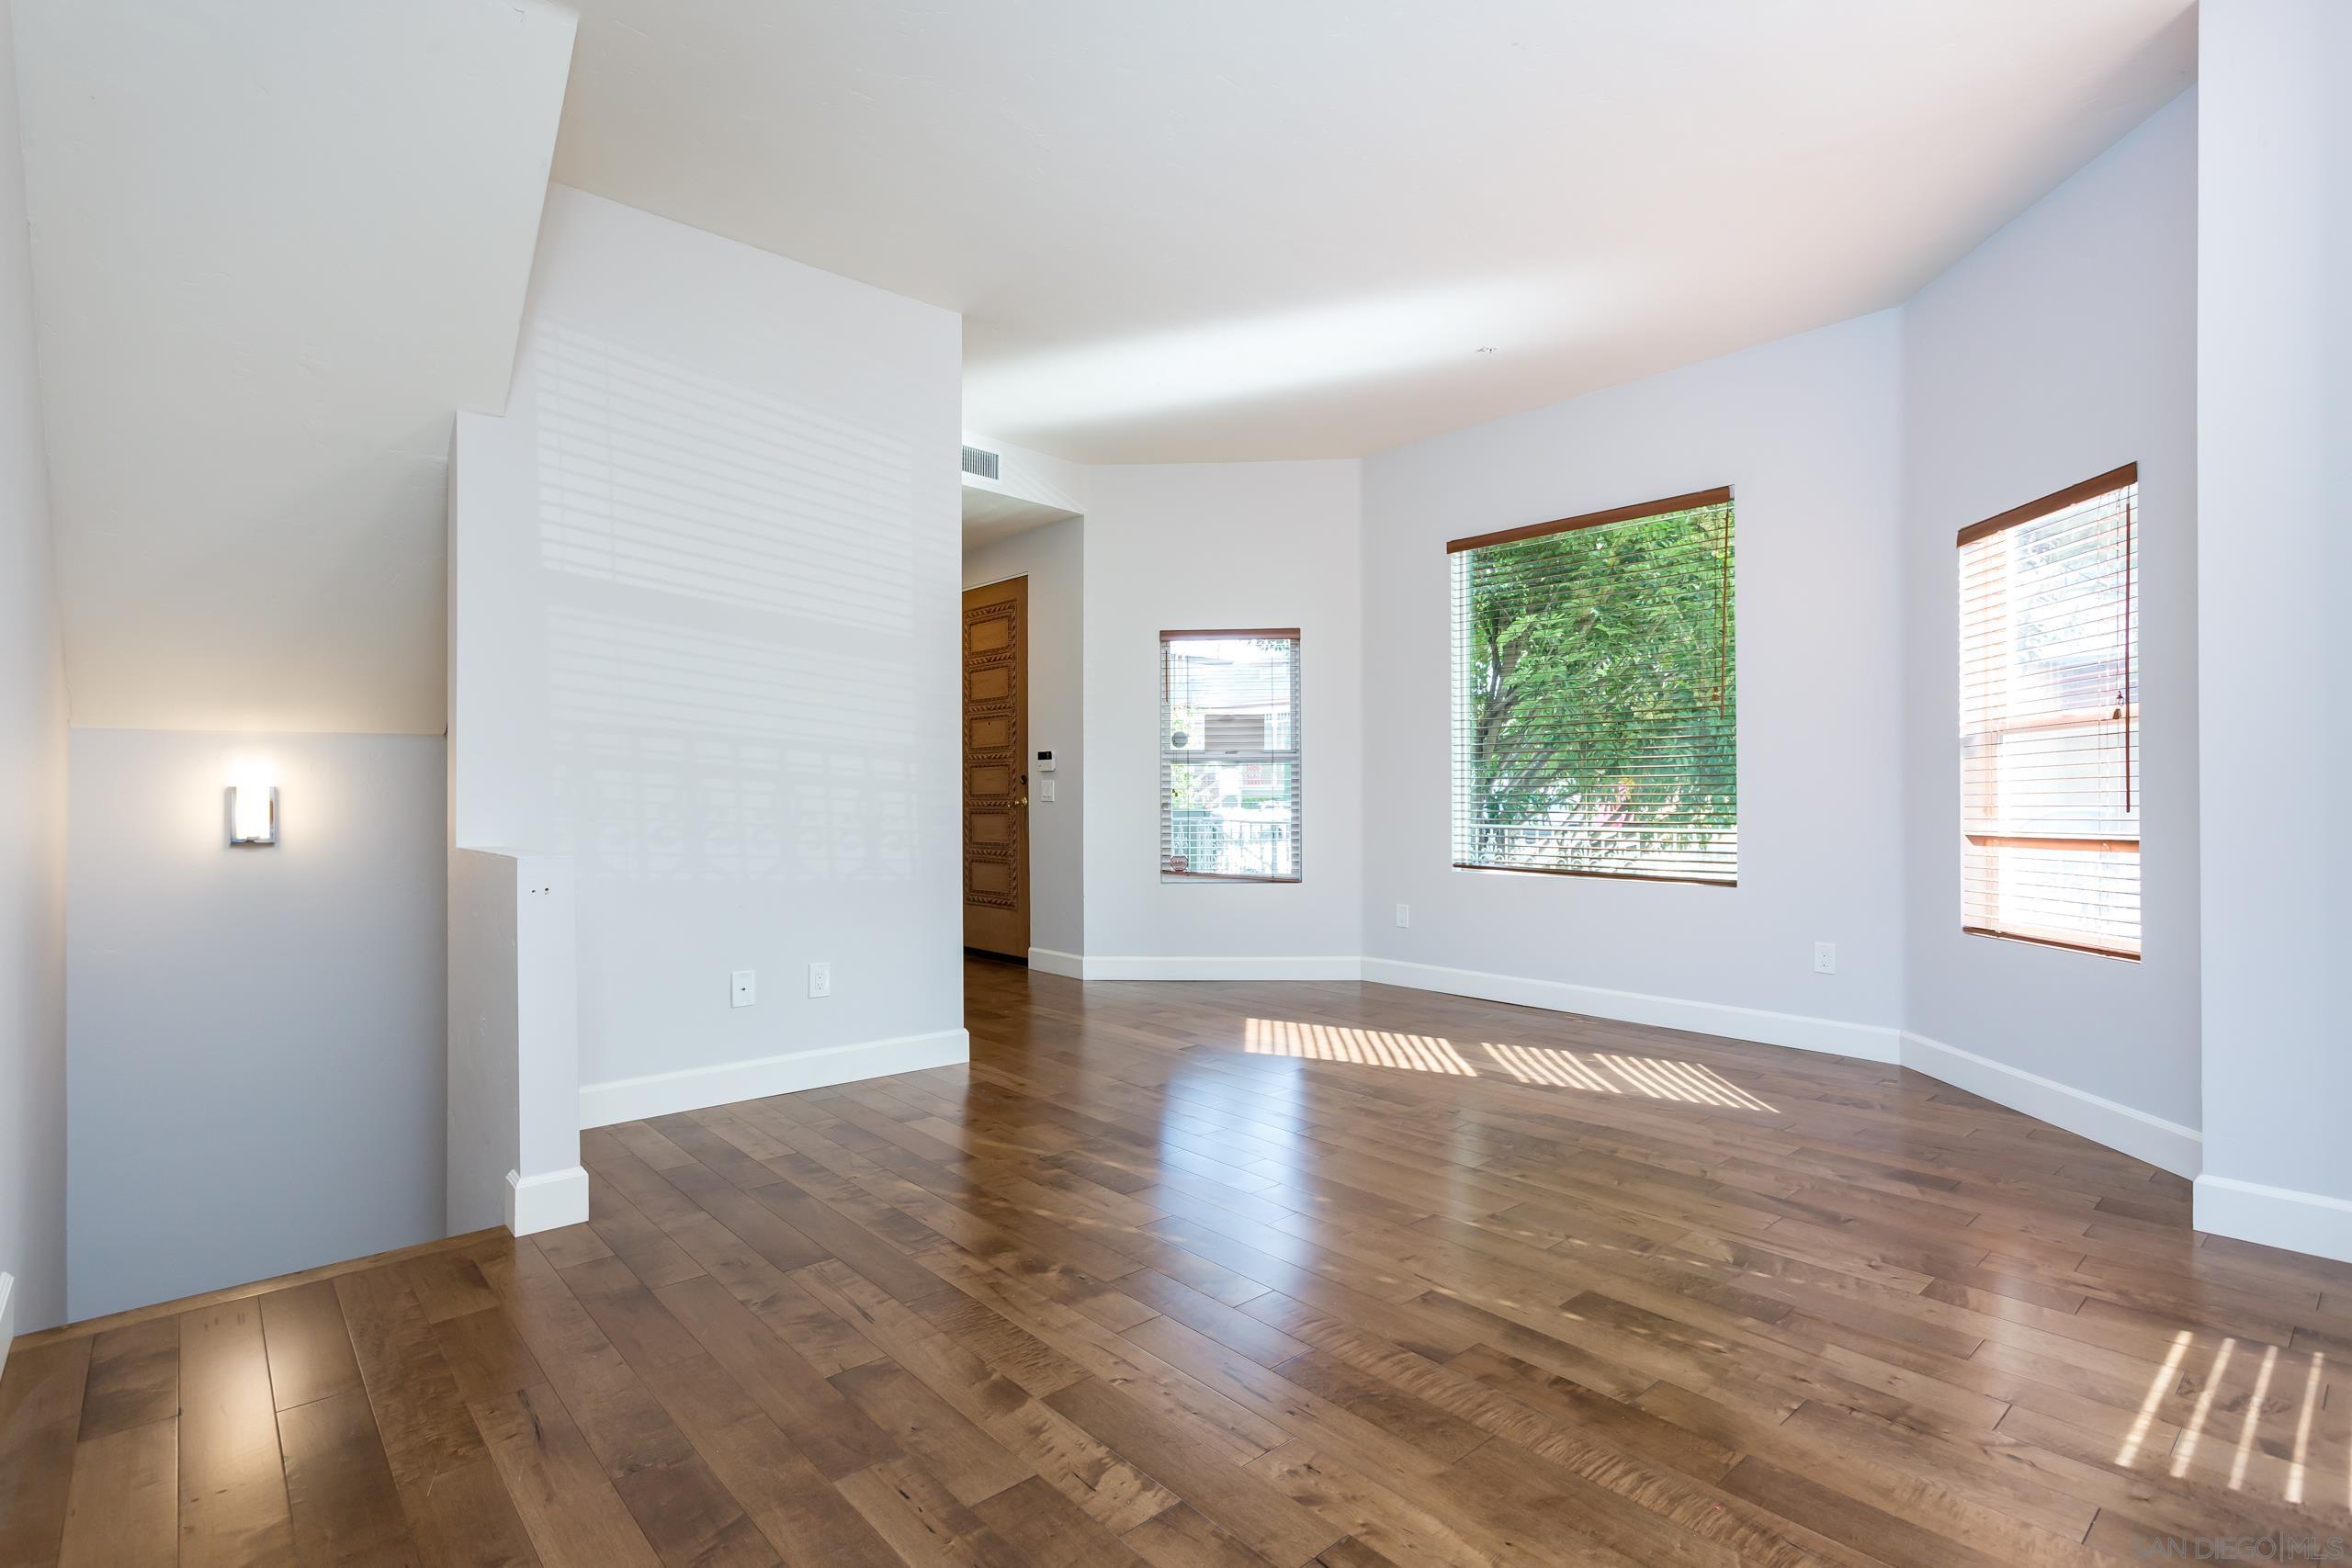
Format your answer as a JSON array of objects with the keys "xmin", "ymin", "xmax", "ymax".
[
  {"xmin": 1958, "ymin": 464, "xmax": 2140, "ymax": 959},
  {"xmin": 1160, "ymin": 631, "xmax": 1301, "ymax": 882},
  {"xmin": 1449, "ymin": 489, "xmax": 1737, "ymax": 883}
]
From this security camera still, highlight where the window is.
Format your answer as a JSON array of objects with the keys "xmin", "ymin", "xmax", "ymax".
[
  {"xmin": 1449, "ymin": 488, "xmax": 1736, "ymax": 883},
  {"xmin": 1160, "ymin": 630, "xmax": 1302, "ymax": 882},
  {"xmin": 1958, "ymin": 464, "xmax": 2139, "ymax": 959}
]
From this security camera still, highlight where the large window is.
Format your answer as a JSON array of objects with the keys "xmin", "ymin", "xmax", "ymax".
[
  {"xmin": 1958, "ymin": 464, "xmax": 2140, "ymax": 958},
  {"xmin": 1160, "ymin": 631, "xmax": 1302, "ymax": 882},
  {"xmin": 1450, "ymin": 489, "xmax": 1736, "ymax": 884}
]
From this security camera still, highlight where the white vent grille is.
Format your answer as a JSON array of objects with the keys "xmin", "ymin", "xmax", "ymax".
[{"xmin": 961, "ymin": 445, "xmax": 1001, "ymax": 480}]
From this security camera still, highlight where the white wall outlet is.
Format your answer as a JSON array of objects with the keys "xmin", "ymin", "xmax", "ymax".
[
  {"xmin": 1812, "ymin": 942, "xmax": 1838, "ymax": 975},
  {"xmin": 1395, "ymin": 903, "xmax": 1410, "ymax": 928},
  {"xmin": 808, "ymin": 961, "xmax": 832, "ymax": 998},
  {"xmin": 1040, "ymin": 779, "xmax": 1056, "ymax": 803},
  {"xmin": 730, "ymin": 968, "xmax": 757, "ymax": 1007}
]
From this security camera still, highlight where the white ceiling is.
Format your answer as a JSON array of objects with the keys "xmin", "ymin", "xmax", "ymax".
[
  {"xmin": 552, "ymin": 0, "xmax": 2196, "ymax": 464},
  {"xmin": 16, "ymin": 0, "xmax": 575, "ymax": 733},
  {"xmin": 962, "ymin": 483, "xmax": 1080, "ymax": 553},
  {"xmin": 10, "ymin": 1, "xmax": 2196, "ymax": 735}
]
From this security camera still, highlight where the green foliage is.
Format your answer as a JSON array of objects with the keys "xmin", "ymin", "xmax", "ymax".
[
  {"xmin": 1168, "ymin": 760, "xmax": 1222, "ymax": 811},
  {"xmin": 1458, "ymin": 503, "xmax": 1736, "ymax": 872}
]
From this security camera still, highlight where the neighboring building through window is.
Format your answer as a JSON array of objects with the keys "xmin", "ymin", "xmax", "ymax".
[
  {"xmin": 1449, "ymin": 488, "xmax": 1737, "ymax": 884},
  {"xmin": 1957, "ymin": 463, "xmax": 2140, "ymax": 958},
  {"xmin": 1160, "ymin": 630, "xmax": 1302, "ymax": 882}
]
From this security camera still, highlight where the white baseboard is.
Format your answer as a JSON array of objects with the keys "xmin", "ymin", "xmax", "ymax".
[
  {"xmin": 1899, "ymin": 1032, "xmax": 2201, "ymax": 1178},
  {"xmin": 578, "ymin": 1028, "xmax": 970, "ymax": 1128},
  {"xmin": 2194, "ymin": 1175, "xmax": 2352, "ymax": 1266},
  {"xmin": 1360, "ymin": 957, "xmax": 1902, "ymax": 1064},
  {"xmin": 1064, "ymin": 953, "xmax": 1364, "ymax": 982},
  {"xmin": 504, "ymin": 1167, "xmax": 590, "ymax": 1235},
  {"xmin": 1027, "ymin": 947, "xmax": 1085, "ymax": 978},
  {"xmin": 0, "ymin": 1271, "xmax": 14, "ymax": 1382}
]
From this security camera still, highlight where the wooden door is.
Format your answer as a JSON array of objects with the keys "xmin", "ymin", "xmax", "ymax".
[{"xmin": 962, "ymin": 578, "xmax": 1029, "ymax": 957}]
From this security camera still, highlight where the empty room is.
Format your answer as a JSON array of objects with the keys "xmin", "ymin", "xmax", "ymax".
[{"xmin": 2, "ymin": 1, "xmax": 2346, "ymax": 1563}]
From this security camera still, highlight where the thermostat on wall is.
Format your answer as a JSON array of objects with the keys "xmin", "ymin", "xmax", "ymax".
[{"xmin": 1036, "ymin": 750, "xmax": 1055, "ymax": 772}]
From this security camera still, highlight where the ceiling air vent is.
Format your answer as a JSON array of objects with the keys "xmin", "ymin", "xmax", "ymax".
[{"xmin": 961, "ymin": 445, "xmax": 1001, "ymax": 480}]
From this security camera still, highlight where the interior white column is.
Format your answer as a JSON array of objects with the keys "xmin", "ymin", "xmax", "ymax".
[
  {"xmin": 2194, "ymin": 0, "xmax": 2352, "ymax": 1260},
  {"xmin": 448, "ymin": 846, "xmax": 587, "ymax": 1235}
]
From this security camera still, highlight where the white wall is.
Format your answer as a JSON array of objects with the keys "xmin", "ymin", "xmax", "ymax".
[
  {"xmin": 2195, "ymin": 3, "xmax": 2352, "ymax": 1258},
  {"xmin": 962, "ymin": 429, "xmax": 1088, "ymax": 527},
  {"xmin": 1899, "ymin": 91, "xmax": 2201, "ymax": 1158},
  {"xmin": 447, "ymin": 846, "xmax": 583, "ymax": 1235},
  {"xmin": 65, "ymin": 729, "xmax": 447, "ymax": 1320},
  {"xmin": 0, "ymin": 0, "xmax": 65, "ymax": 1347},
  {"xmin": 452, "ymin": 186, "xmax": 967, "ymax": 1123},
  {"xmin": 964, "ymin": 516, "xmax": 1085, "ymax": 960},
  {"xmin": 1080, "ymin": 460, "xmax": 1364, "ymax": 973},
  {"xmin": 1358, "ymin": 314, "xmax": 1905, "ymax": 1055}
]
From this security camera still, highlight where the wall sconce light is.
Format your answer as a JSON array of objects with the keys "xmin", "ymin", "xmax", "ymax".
[{"xmin": 227, "ymin": 780, "xmax": 278, "ymax": 847}]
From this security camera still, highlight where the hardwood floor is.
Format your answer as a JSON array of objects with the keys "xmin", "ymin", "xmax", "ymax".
[{"xmin": 7, "ymin": 959, "xmax": 2352, "ymax": 1565}]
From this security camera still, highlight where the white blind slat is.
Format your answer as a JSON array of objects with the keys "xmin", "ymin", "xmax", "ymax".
[
  {"xmin": 1958, "ymin": 471, "xmax": 2140, "ymax": 958},
  {"xmin": 1160, "ymin": 633, "xmax": 1302, "ymax": 882}
]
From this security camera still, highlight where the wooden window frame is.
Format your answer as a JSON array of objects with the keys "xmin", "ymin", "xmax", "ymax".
[{"xmin": 1446, "ymin": 486, "xmax": 1733, "ymax": 554}]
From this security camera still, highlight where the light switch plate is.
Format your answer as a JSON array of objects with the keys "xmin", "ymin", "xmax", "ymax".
[{"xmin": 1040, "ymin": 779, "xmax": 1056, "ymax": 802}]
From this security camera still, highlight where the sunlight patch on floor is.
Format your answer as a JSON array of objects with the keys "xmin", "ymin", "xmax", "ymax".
[
  {"xmin": 2288, "ymin": 1350, "xmax": 2324, "ymax": 1503},
  {"xmin": 2115, "ymin": 1329, "xmax": 2192, "ymax": 1469},
  {"xmin": 1241, "ymin": 1018, "xmax": 1777, "ymax": 1111},
  {"xmin": 2169, "ymin": 1336, "xmax": 2235, "ymax": 1479},
  {"xmin": 1240, "ymin": 1018, "xmax": 1478, "ymax": 1076}
]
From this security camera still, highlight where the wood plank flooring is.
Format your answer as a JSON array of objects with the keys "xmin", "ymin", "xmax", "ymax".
[{"xmin": 8, "ymin": 959, "xmax": 2352, "ymax": 1565}]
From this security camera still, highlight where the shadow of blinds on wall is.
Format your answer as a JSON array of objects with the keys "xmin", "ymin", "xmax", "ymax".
[
  {"xmin": 1958, "ymin": 463, "xmax": 2141, "ymax": 959},
  {"xmin": 1448, "ymin": 489, "xmax": 1737, "ymax": 885}
]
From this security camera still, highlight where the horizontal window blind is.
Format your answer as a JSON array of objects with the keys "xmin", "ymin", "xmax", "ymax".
[
  {"xmin": 1450, "ymin": 489, "xmax": 1736, "ymax": 884},
  {"xmin": 1958, "ymin": 463, "xmax": 2140, "ymax": 958},
  {"xmin": 1161, "ymin": 630, "xmax": 1302, "ymax": 883}
]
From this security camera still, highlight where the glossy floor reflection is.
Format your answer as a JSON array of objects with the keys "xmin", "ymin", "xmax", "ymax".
[{"xmin": 5, "ymin": 960, "xmax": 2349, "ymax": 1567}]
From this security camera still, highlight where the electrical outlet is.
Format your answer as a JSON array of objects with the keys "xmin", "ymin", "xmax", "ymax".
[
  {"xmin": 808, "ymin": 961, "xmax": 832, "ymax": 998},
  {"xmin": 730, "ymin": 969, "xmax": 757, "ymax": 1007},
  {"xmin": 1812, "ymin": 942, "xmax": 1838, "ymax": 976},
  {"xmin": 1395, "ymin": 903, "xmax": 1411, "ymax": 928}
]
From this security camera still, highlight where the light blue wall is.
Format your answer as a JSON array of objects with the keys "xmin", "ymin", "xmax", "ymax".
[
  {"xmin": 66, "ymin": 728, "xmax": 447, "ymax": 1319},
  {"xmin": 0, "ymin": 0, "xmax": 68, "ymax": 1342}
]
